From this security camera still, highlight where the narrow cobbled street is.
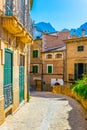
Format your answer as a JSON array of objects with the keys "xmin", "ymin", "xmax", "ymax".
[{"xmin": 0, "ymin": 91, "xmax": 87, "ymax": 130}]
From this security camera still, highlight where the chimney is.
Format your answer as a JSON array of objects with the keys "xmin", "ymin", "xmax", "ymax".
[{"xmin": 82, "ymin": 29, "xmax": 85, "ymax": 37}]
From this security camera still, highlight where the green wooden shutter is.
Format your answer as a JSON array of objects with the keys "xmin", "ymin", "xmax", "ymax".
[
  {"xmin": 36, "ymin": 66, "xmax": 38, "ymax": 73},
  {"xmin": 19, "ymin": 55, "xmax": 24, "ymax": 103},
  {"xmin": 33, "ymin": 50, "xmax": 38, "ymax": 58},
  {"xmin": 48, "ymin": 66, "xmax": 52, "ymax": 73},
  {"xmin": 36, "ymin": 50, "xmax": 38, "ymax": 57},
  {"xmin": 32, "ymin": 65, "xmax": 38, "ymax": 73},
  {"xmin": 19, "ymin": 66, "xmax": 24, "ymax": 103},
  {"xmin": 74, "ymin": 63, "xmax": 78, "ymax": 80},
  {"xmin": 83, "ymin": 64, "xmax": 87, "ymax": 74}
]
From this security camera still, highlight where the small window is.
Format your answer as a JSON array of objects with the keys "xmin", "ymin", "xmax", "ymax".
[
  {"xmin": 46, "ymin": 54, "xmax": 52, "ymax": 59},
  {"xmin": 33, "ymin": 50, "xmax": 38, "ymax": 58},
  {"xmin": 47, "ymin": 65, "xmax": 53, "ymax": 74},
  {"xmin": 77, "ymin": 46, "xmax": 84, "ymax": 51},
  {"xmin": 55, "ymin": 54, "xmax": 62, "ymax": 58},
  {"xmin": 20, "ymin": 55, "xmax": 25, "ymax": 66},
  {"xmin": 5, "ymin": 1, "xmax": 13, "ymax": 15},
  {"xmin": 32, "ymin": 65, "xmax": 38, "ymax": 73}
]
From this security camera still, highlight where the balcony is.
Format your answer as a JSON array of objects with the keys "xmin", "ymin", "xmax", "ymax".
[
  {"xmin": 2, "ymin": 15, "xmax": 33, "ymax": 43},
  {"xmin": 2, "ymin": 0, "xmax": 33, "ymax": 37}
]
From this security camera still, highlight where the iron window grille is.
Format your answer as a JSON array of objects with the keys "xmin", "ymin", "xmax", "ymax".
[{"xmin": 77, "ymin": 46, "xmax": 84, "ymax": 51}]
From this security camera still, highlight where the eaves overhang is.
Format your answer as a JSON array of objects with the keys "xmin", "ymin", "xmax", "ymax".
[{"xmin": 64, "ymin": 36, "xmax": 87, "ymax": 43}]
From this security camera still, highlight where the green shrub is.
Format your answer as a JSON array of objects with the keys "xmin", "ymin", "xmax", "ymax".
[{"xmin": 72, "ymin": 74, "xmax": 87, "ymax": 99}]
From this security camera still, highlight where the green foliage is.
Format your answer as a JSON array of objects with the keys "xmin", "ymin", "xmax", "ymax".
[{"xmin": 72, "ymin": 74, "xmax": 87, "ymax": 99}]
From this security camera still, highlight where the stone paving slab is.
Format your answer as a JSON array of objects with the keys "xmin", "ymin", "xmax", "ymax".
[{"xmin": 0, "ymin": 91, "xmax": 87, "ymax": 130}]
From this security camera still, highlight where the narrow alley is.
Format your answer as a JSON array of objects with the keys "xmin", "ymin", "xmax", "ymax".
[{"xmin": 0, "ymin": 91, "xmax": 87, "ymax": 130}]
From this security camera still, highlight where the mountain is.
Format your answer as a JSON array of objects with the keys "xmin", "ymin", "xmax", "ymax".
[
  {"xmin": 33, "ymin": 22, "xmax": 56, "ymax": 33},
  {"xmin": 61, "ymin": 28, "xmax": 69, "ymax": 32},
  {"xmin": 70, "ymin": 22, "xmax": 87, "ymax": 36}
]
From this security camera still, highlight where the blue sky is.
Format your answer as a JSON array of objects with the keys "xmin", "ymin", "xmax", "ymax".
[{"xmin": 30, "ymin": 0, "xmax": 87, "ymax": 31}]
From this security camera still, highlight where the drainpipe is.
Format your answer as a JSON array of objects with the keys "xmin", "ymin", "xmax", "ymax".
[
  {"xmin": 41, "ymin": 62, "xmax": 43, "ymax": 91},
  {"xmin": 63, "ymin": 51, "xmax": 65, "ymax": 85},
  {"xmin": 27, "ymin": 44, "xmax": 30, "ymax": 102}
]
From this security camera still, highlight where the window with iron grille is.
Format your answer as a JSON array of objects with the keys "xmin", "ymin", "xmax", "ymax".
[
  {"xmin": 32, "ymin": 65, "xmax": 38, "ymax": 73},
  {"xmin": 47, "ymin": 64, "xmax": 53, "ymax": 74},
  {"xmin": 33, "ymin": 50, "xmax": 38, "ymax": 58},
  {"xmin": 77, "ymin": 46, "xmax": 84, "ymax": 51}
]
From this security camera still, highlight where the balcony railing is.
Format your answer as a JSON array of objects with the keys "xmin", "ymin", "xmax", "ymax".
[
  {"xmin": 68, "ymin": 74, "xmax": 84, "ymax": 82},
  {"xmin": 4, "ymin": 0, "xmax": 33, "ymax": 35}
]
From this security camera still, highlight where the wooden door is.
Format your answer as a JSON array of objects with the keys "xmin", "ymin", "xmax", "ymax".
[
  {"xmin": 36, "ymin": 80, "xmax": 41, "ymax": 91},
  {"xmin": 4, "ymin": 49, "xmax": 13, "ymax": 109}
]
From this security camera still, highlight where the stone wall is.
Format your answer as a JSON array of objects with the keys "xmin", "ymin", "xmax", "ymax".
[{"xmin": 52, "ymin": 85, "xmax": 87, "ymax": 111}]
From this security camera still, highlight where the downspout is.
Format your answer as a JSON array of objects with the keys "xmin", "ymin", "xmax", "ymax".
[{"xmin": 27, "ymin": 44, "xmax": 30, "ymax": 102}]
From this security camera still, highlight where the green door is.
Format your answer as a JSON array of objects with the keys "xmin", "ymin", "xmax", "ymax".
[
  {"xmin": 4, "ymin": 49, "xmax": 13, "ymax": 109},
  {"xmin": 19, "ymin": 55, "xmax": 24, "ymax": 103}
]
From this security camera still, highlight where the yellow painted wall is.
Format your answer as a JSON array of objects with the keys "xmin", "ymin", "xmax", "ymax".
[{"xmin": 0, "ymin": 34, "xmax": 29, "ymax": 125}]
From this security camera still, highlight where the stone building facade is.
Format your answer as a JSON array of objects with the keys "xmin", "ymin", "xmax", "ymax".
[
  {"xmin": 30, "ymin": 38, "xmax": 43, "ymax": 90},
  {"xmin": 42, "ymin": 46, "xmax": 65, "ymax": 91},
  {"xmin": 30, "ymin": 31, "xmax": 70, "ymax": 91},
  {"xmin": 0, "ymin": 0, "xmax": 33, "ymax": 125},
  {"xmin": 64, "ymin": 35, "xmax": 87, "ymax": 83}
]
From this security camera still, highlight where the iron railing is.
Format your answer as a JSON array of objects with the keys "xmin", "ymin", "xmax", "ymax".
[
  {"xmin": 68, "ymin": 74, "xmax": 84, "ymax": 81},
  {"xmin": 4, "ymin": 84, "xmax": 13, "ymax": 109},
  {"xmin": 4, "ymin": 0, "xmax": 33, "ymax": 35}
]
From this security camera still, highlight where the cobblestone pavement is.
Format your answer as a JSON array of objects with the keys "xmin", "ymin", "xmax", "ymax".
[{"xmin": 0, "ymin": 91, "xmax": 87, "ymax": 130}]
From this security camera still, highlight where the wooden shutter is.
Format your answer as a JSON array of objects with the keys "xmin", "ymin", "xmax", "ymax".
[
  {"xmin": 83, "ymin": 64, "xmax": 87, "ymax": 74},
  {"xmin": 74, "ymin": 63, "xmax": 78, "ymax": 80},
  {"xmin": 32, "ymin": 65, "xmax": 38, "ymax": 73},
  {"xmin": 33, "ymin": 50, "xmax": 38, "ymax": 58},
  {"xmin": 48, "ymin": 66, "xmax": 52, "ymax": 73}
]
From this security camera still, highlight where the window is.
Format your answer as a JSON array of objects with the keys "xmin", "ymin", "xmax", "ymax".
[
  {"xmin": 20, "ymin": 55, "xmax": 25, "ymax": 66},
  {"xmin": 55, "ymin": 54, "xmax": 62, "ymax": 58},
  {"xmin": 32, "ymin": 65, "xmax": 38, "ymax": 73},
  {"xmin": 74, "ymin": 63, "xmax": 87, "ymax": 80},
  {"xmin": 47, "ymin": 64, "xmax": 53, "ymax": 74},
  {"xmin": 33, "ymin": 50, "xmax": 38, "ymax": 58},
  {"xmin": 77, "ymin": 46, "xmax": 84, "ymax": 51},
  {"xmin": 5, "ymin": 0, "xmax": 13, "ymax": 15},
  {"xmin": 46, "ymin": 54, "xmax": 52, "ymax": 59}
]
